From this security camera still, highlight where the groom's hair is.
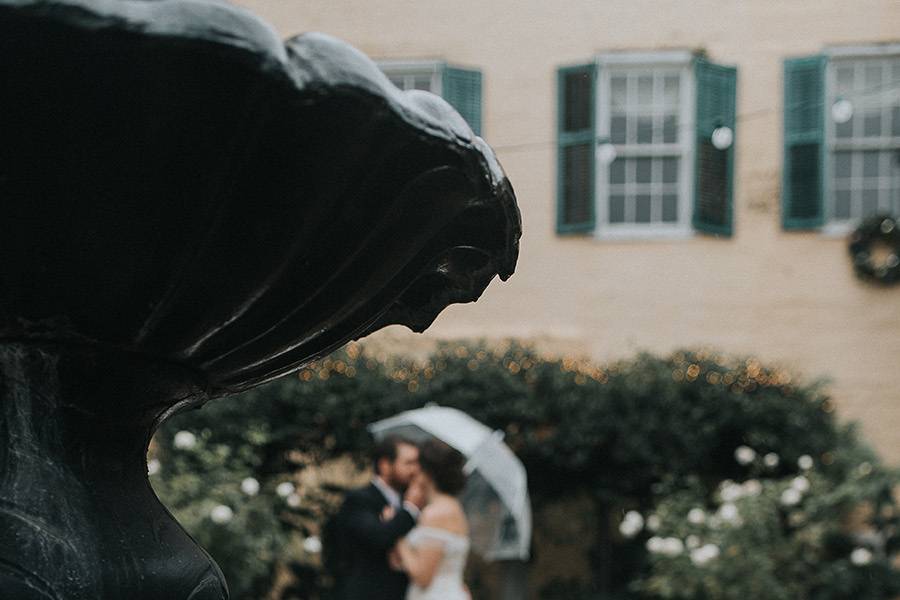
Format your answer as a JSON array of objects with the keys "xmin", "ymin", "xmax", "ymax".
[{"xmin": 372, "ymin": 435, "xmax": 416, "ymax": 474}]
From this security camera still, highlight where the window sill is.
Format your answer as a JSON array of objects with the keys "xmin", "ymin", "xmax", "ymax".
[
  {"xmin": 591, "ymin": 226, "xmax": 696, "ymax": 242},
  {"xmin": 819, "ymin": 222, "xmax": 855, "ymax": 238}
]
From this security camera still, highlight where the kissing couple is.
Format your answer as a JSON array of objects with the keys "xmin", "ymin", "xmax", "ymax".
[{"xmin": 328, "ymin": 435, "xmax": 472, "ymax": 600}]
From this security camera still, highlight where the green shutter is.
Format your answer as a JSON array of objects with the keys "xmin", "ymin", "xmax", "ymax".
[
  {"xmin": 556, "ymin": 63, "xmax": 597, "ymax": 234},
  {"xmin": 442, "ymin": 66, "xmax": 482, "ymax": 135},
  {"xmin": 693, "ymin": 59, "xmax": 737, "ymax": 237},
  {"xmin": 782, "ymin": 55, "xmax": 826, "ymax": 229}
]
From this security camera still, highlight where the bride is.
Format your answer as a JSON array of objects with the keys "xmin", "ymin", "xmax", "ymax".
[{"xmin": 390, "ymin": 439, "xmax": 472, "ymax": 600}]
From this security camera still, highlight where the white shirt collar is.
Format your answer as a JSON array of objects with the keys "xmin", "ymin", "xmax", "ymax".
[{"xmin": 372, "ymin": 476, "xmax": 401, "ymax": 507}]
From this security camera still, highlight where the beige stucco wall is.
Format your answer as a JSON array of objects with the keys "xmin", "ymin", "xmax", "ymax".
[{"xmin": 236, "ymin": 0, "xmax": 900, "ymax": 462}]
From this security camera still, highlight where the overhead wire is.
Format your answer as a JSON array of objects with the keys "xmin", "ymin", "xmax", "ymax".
[{"xmin": 489, "ymin": 76, "xmax": 900, "ymax": 154}]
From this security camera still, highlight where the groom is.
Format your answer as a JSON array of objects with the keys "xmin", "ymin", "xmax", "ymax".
[{"xmin": 330, "ymin": 435, "xmax": 425, "ymax": 600}]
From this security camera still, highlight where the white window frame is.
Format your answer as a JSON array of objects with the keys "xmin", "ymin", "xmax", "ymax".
[
  {"xmin": 376, "ymin": 59, "xmax": 443, "ymax": 95},
  {"xmin": 822, "ymin": 43, "xmax": 900, "ymax": 236},
  {"xmin": 594, "ymin": 50, "xmax": 696, "ymax": 240}
]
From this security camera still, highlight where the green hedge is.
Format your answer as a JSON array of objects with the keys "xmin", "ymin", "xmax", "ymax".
[{"xmin": 152, "ymin": 342, "xmax": 900, "ymax": 599}]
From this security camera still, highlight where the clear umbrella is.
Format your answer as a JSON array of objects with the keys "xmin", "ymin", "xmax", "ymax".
[{"xmin": 368, "ymin": 405, "xmax": 531, "ymax": 560}]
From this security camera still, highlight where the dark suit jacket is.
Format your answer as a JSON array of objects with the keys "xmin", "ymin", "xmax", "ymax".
[{"xmin": 331, "ymin": 483, "xmax": 416, "ymax": 600}]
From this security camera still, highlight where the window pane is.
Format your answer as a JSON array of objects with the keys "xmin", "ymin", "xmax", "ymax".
[
  {"xmin": 835, "ymin": 66, "xmax": 854, "ymax": 96},
  {"xmin": 663, "ymin": 76, "xmax": 680, "ymax": 106},
  {"xmin": 834, "ymin": 152, "xmax": 853, "ymax": 179},
  {"xmin": 862, "ymin": 151, "xmax": 880, "ymax": 178},
  {"xmin": 636, "ymin": 116, "xmax": 653, "ymax": 143},
  {"xmin": 862, "ymin": 188, "xmax": 879, "ymax": 216},
  {"xmin": 834, "ymin": 190, "xmax": 852, "ymax": 219},
  {"xmin": 637, "ymin": 76, "xmax": 653, "ymax": 105},
  {"xmin": 835, "ymin": 117, "xmax": 854, "ymax": 139},
  {"xmin": 864, "ymin": 64, "xmax": 882, "ymax": 88},
  {"xmin": 610, "ymin": 114, "xmax": 627, "ymax": 144},
  {"xmin": 611, "ymin": 76, "xmax": 628, "ymax": 108},
  {"xmin": 663, "ymin": 115, "xmax": 678, "ymax": 143},
  {"xmin": 609, "ymin": 195, "xmax": 626, "ymax": 223},
  {"xmin": 892, "ymin": 106, "xmax": 900, "ymax": 137},
  {"xmin": 635, "ymin": 194, "xmax": 652, "ymax": 222},
  {"xmin": 389, "ymin": 76, "xmax": 405, "ymax": 89},
  {"xmin": 413, "ymin": 76, "xmax": 432, "ymax": 91},
  {"xmin": 609, "ymin": 158, "xmax": 626, "ymax": 184},
  {"xmin": 662, "ymin": 157, "xmax": 679, "ymax": 183},
  {"xmin": 863, "ymin": 110, "xmax": 882, "ymax": 137},
  {"xmin": 635, "ymin": 157, "xmax": 652, "ymax": 183},
  {"xmin": 662, "ymin": 194, "xmax": 678, "ymax": 222}
]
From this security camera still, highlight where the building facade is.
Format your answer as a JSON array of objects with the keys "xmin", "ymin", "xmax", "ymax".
[{"xmin": 236, "ymin": 0, "xmax": 900, "ymax": 461}]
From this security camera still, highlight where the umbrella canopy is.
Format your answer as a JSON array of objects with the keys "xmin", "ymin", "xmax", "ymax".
[{"xmin": 369, "ymin": 405, "xmax": 531, "ymax": 560}]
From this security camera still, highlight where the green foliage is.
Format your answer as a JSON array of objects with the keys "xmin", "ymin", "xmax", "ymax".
[
  {"xmin": 631, "ymin": 446, "xmax": 900, "ymax": 600},
  {"xmin": 151, "ymin": 342, "xmax": 900, "ymax": 599},
  {"xmin": 150, "ymin": 428, "xmax": 292, "ymax": 599}
]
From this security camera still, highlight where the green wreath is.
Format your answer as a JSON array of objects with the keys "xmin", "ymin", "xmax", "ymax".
[{"xmin": 849, "ymin": 215, "xmax": 900, "ymax": 286}]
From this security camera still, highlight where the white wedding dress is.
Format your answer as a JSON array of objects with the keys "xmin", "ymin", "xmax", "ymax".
[{"xmin": 405, "ymin": 526, "xmax": 471, "ymax": 600}]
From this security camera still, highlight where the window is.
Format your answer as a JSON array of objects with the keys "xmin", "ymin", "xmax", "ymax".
[
  {"xmin": 602, "ymin": 64, "xmax": 688, "ymax": 231},
  {"xmin": 783, "ymin": 45, "xmax": 900, "ymax": 230},
  {"xmin": 378, "ymin": 60, "xmax": 483, "ymax": 135},
  {"xmin": 557, "ymin": 52, "xmax": 736, "ymax": 238}
]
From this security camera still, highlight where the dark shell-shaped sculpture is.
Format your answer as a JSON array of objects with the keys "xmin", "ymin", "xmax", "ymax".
[
  {"xmin": 0, "ymin": 1, "xmax": 521, "ymax": 598},
  {"xmin": 0, "ymin": 0, "xmax": 520, "ymax": 395}
]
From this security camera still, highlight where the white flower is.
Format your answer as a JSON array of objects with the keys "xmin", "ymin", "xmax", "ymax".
[
  {"xmin": 780, "ymin": 488, "xmax": 802, "ymax": 506},
  {"xmin": 624, "ymin": 510, "xmax": 644, "ymax": 527},
  {"xmin": 719, "ymin": 480, "xmax": 743, "ymax": 502},
  {"xmin": 687, "ymin": 508, "xmax": 707, "ymax": 525},
  {"xmin": 240, "ymin": 477, "xmax": 260, "ymax": 496},
  {"xmin": 303, "ymin": 536, "xmax": 323, "ymax": 554},
  {"xmin": 276, "ymin": 481, "xmax": 295, "ymax": 498},
  {"xmin": 646, "ymin": 536, "xmax": 665, "ymax": 554},
  {"xmin": 788, "ymin": 511, "xmax": 807, "ymax": 527},
  {"xmin": 173, "ymin": 430, "xmax": 197, "ymax": 450},
  {"xmin": 646, "ymin": 514, "xmax": 661, "ymax": 532},
  {"xmin": 210, "ymin": 505, "xmax": 233, "ymax": 524},
  {"xmin": 685, "ymin": 535, "xmax": 701, "ymax": 549},
  {"xmin": 690, "ymin": 543, "xmax": 720, "ymax": 566},
  {"xmin": 741, "ymin": 479, "xmax": 762, "ymax": 497},
  {"xmin": 798, "ymin": 455, "xmax": 814, "ymax": 470},
  {"xmin": 718, "ymin": 502, "xmax": 741, "ymax": 525},
  {"xmin": 791, "ymin": 476, "xmax": 810, "ymax": 493},
  {"xmin": 147, "ymin": 458, "xmax": 161, "ymax": 476},
  {"xmin": 735, "ymin": 446, "xmax": 756, "ymax": 465},
  {"xmin": 857, "ymin": 462, "xmax": 873, "ymax": 477},
  {"xmin": 850, "ymin": 547, "xmax": 873, "ymax": 566},
  {"xmin": 763, "ymin": 452, "xmax": 780, "ymax": 468},
  {"xmin": 619, "ymin": 511, "xmax": 644, "ymax": 538},
  {"xmin": 619, "ymin": 520, "xmax": 640, "ymax": 537},
  {"xmin": 660, "ymin": 537, "xmax": 684, "ymax": 557},
  {"xmin": 286, "ymin": 493, "xmax": 302, "ymax": 508},
  {"xmin": 708, "ymin": 515, "xmax": 723, "ymax": 530}
]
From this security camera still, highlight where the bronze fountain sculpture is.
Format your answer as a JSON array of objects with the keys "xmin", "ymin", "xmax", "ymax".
[{"xmin": 0, "ymin": 1, "xmax": 521, "ymax": 597}]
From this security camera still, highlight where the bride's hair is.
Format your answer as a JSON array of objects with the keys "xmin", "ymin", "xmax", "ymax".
[{"xmin": 419, "ymin": 439, "xmax": 467, "ymax": 495}]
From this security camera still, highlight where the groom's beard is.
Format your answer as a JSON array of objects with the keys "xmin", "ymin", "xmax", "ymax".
[{"xmin": 387, "ymin": 475, "xmax": 409, "ymax": 496}]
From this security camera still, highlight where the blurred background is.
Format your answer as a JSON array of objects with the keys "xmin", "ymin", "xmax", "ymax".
[{"xmin": 151, "ymin": 1, "xmax": 900, "ymax": 598}]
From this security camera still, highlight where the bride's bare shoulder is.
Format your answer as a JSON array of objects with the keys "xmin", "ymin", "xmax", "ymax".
[{"xmin": 420, "ymin": 497, "xmax": 467, "ymax": 533}]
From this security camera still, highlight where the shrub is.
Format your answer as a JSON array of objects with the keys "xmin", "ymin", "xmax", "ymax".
[{"xmin": 152, "ymin": 342, "xmax": 900, "ymax": 599}]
